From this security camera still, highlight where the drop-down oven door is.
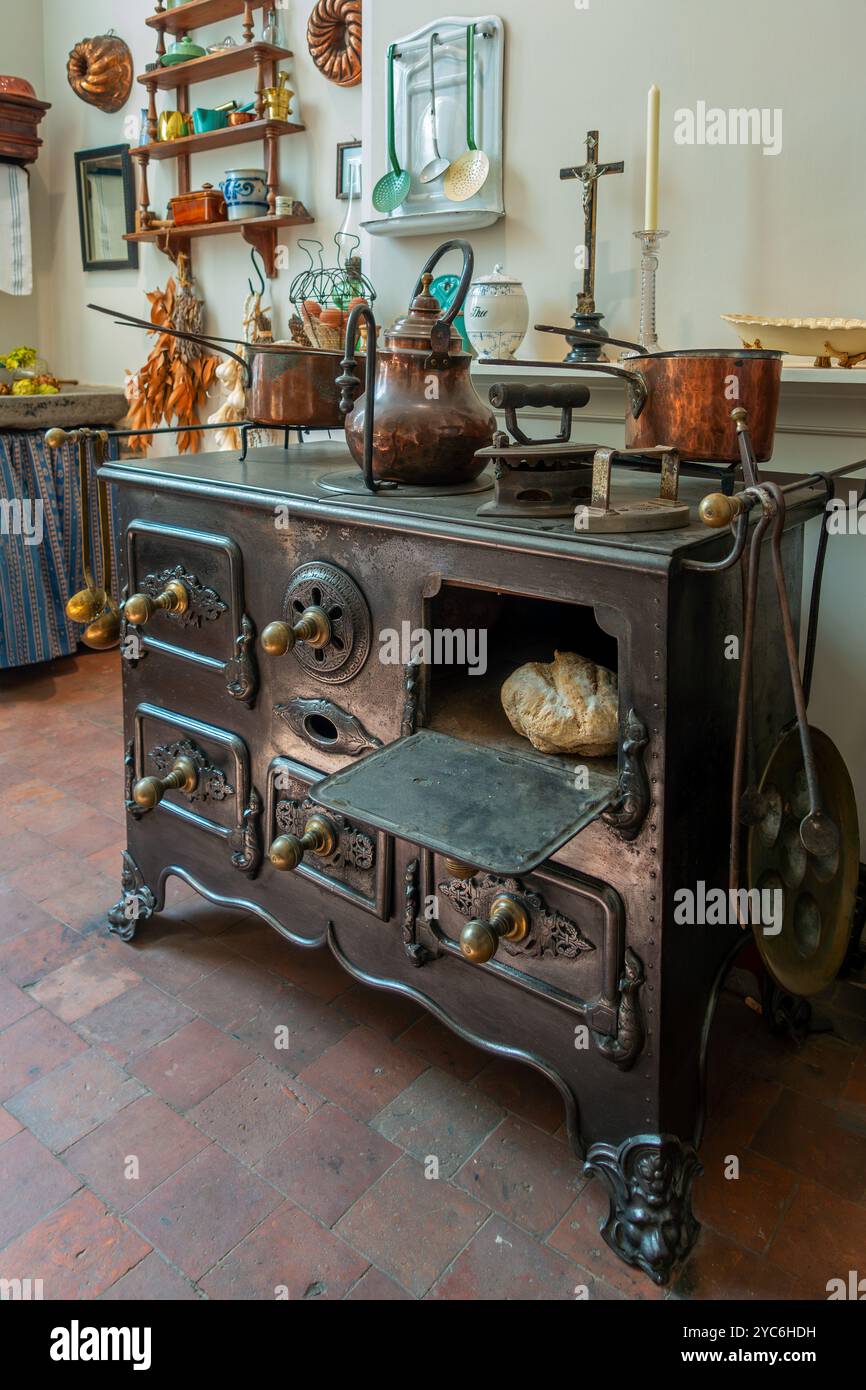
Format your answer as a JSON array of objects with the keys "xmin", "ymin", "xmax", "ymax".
[{"xmin": 310, "ymin": 730, "xmax": 619, "ymax": 876}]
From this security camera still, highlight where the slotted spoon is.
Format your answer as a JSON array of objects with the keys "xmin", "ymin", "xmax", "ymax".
[
  {"xmin": 443, "ymin": 25, "xmax": 490, "ymax": 203},
  {"xmin": 372, "ymin": 44, "xmax": 411, "ymax": 213}
]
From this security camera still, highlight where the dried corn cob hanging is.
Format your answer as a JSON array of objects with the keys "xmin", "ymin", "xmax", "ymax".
[{"xmin": 124, "ymin": 263, "xmax": 220, "ymax": 455}]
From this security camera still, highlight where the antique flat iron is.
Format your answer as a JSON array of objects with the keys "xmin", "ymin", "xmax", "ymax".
[{"xmin": 476, "ymin": 382, "xmax": 690, "ymax": 531}]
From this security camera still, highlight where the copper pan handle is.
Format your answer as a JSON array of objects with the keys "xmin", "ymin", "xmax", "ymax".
[
  {"xmin": 87, "ymin": 304, "xmax": 252, "ymax": 386},
  {"xmin": 535, "ymin": 323, "xmax": 650, "ymax": 356},
  {"xmin": 543, "ymin": 358, "xmax": 648, "ymax": 419}
]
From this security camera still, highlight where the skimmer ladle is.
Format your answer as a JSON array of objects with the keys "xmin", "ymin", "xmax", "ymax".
[
  {"xmin": 443, "ymin": 25, "xmax": 490, "ymax": 203},
  {"xmin": 372, "ymin": 44, "xmax": 411, "ymax": 213}
]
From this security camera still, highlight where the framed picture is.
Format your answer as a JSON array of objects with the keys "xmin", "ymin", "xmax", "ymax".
[
  {"xmin": 337, "ymin": 140, "xmax": 362, "ymax": 200},
  {"xmin": 74, "ymin": 144, "xmax": 138, "ymax": 271}
]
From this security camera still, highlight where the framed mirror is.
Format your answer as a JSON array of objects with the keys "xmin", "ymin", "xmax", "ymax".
[{"xmin": 74, "ymin": 144, "xmax": 138, "ymax": 271}]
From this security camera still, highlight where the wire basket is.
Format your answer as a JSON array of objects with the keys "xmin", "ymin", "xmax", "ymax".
[{"xmin": 288, "ymin": 234, "xmax": 376, "ymax": 353}]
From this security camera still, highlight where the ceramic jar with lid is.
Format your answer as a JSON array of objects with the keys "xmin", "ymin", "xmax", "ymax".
[
  {"xmin": 465, "ymin": 264, "xmax": 529, "ymax": 361},
  {"xmin": 220, "ymin": 168, "xmax": 269, "ymax": 221}
]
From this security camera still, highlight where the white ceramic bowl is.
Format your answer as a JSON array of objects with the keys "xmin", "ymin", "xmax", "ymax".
[{"xmin": 722, "ymin": 314, "xmax": 866, "ymax": 366}]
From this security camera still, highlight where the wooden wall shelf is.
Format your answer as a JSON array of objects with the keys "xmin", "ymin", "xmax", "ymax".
[
  {"xmin": 132, "ymin": 7, "xmax": 307, "ymax": 278},
  {"xmin": 124, "ymin": 207, "xmax": 313, "ymax": 278},
  {"xmin": 147, "ymin": 1, "xmax": 270, "ymax": 39},
  {"xmin": 133, "ymin": 118, "xmax": 304, "ymax": 162},
  {"xmin": 137, "ymin": 42, "xmax": 292, "ymax": 92}
]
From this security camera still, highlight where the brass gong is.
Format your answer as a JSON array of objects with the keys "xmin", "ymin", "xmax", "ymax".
[{"xmin": 748, "ymin": 727, "xmax": 859, "ymax": 997}]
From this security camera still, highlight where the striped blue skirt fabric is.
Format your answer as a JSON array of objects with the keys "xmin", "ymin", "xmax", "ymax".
[{"xmin": 0, "ymin": 429, "xmax": 120, "ymax": 670}]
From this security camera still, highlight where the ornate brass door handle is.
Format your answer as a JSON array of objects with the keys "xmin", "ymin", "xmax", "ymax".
[
  {"xmin": 270, "ymin": 812, "xmax": 338, "ymax": 872},
  {"xmin": 132, "ymin": 754, "xmax": 198, "ymax": 810},
  {"xmin": 260, "ymin": 606, "xmax": 331, "ymax": 657},
  {"xmin": 459, "ymin": 892, "xmax": 531, "ymax": 964},
  {"xmin": 124, "ymin": 579, "xmax": 190, "ymax": 626}
]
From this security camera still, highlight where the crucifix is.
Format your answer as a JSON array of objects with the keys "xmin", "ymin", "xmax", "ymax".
[{"xmin": 560, "ymin": 130, "xmax": 624, "ymax": 362}]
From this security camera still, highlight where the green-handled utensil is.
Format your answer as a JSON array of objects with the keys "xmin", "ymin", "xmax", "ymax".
[
  {"xmin": 443, "ymin": 25, "xmax": 490, "ymax": 203},
  {"xmin": 372, "ymin": 44, "xmax": 411, "ymax": 213}
]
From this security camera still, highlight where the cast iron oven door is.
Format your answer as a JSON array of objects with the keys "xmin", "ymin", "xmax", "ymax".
[{"xmin": 311, "ymin": 730, "xmax": 618, "ymax": 876}]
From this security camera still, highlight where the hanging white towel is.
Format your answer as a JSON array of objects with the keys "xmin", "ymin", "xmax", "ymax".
[{"xmin": 0, "ymin": 164, "xmax": 33, "ymax": 297}]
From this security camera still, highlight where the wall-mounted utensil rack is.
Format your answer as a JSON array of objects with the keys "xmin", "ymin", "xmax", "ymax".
[
  {"xmin": 127, "ymin": 1, "xmax": 312, "ymax": 276},
  {"xmin": 362, "ymin": 14, "xmax": 504, "ymax": 239}
]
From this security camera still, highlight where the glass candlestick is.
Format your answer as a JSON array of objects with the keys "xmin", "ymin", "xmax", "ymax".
[{"xmin": 633, "ymin": 229, "xmax": 668, "ymax": 352}]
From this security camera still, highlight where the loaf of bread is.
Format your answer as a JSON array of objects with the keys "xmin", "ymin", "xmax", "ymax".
[{"xmin": 501, "ymin": 651, "xmax": 618, "ymax": 756}]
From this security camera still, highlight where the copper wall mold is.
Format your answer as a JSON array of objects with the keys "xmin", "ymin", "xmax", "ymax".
[
  {"xmin": 275, "ymin": 697, "xmax": 382, "ymax": 757},
  {"xmin": 266, "ymin": 758, "xmax": 392, "ymax": 918},
  {"xmin": 280, "ymin": 562, "xmax": 372, "ymax": 684},
  {"xmin": 307, "ymin": 0, "xmax": 362, "ymax": 88},
  {"xmin": 132, "ymin": 705, "xmax": 262, "ymax": 879},
  {"xmin": 123, "ymin": 522, "xmax": 258, "ymax": 706}
]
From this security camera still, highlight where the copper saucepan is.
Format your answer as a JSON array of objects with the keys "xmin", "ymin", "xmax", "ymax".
[
  {"xmin": 88, "ymin": 303, "xmax": 364, "ymax": 431},
  {"xmin": 536, "ymin": 326, "xmax": 783, "ymax": 463}
]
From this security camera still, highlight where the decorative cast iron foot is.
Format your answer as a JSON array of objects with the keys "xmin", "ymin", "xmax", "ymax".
[
  {"xmin": 584, "ymin": 1133, "xmax": 702, "ymax": 1285},
  {"xmin": 107, "ymin": 851, "xmax": 157, "ymax": 942}
]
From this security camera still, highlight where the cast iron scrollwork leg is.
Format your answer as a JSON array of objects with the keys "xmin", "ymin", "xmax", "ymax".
[
  {"xmin": 107, "ymin": 850, "xmax": 157, "ymax": 943},
  {"xmin": 584, "ymin": 1134, "xmax": 702, "ymax": 1285},
  {"xmin": 602, "ymin": 708, "xmax": 650, "ymax": 841}
]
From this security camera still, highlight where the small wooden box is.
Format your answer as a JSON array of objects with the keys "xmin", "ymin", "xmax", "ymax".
[{"xmin": 168, "ymin": 183, "xmax": 227, "ymax": 226}]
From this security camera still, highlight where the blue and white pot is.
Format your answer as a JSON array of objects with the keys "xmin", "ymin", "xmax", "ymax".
[
  {"xmin": 219, "ymin": 168, "xmax": 269, "ymax": 222},
  {"xmin": 465, "ymin": 265, "xmax": 530, "ymax": 361}
]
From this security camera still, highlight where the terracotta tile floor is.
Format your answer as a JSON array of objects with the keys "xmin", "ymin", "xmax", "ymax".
[{"xmin": 1, "ymin": 650, "xmax": 864, "ymax": 1301}]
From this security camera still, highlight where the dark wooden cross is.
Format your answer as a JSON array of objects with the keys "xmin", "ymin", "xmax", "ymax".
[{"xmin": 560, "ymin": 131, "xmax": 624, "ymax": 313}]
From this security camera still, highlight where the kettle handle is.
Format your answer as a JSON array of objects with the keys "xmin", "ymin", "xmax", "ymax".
[{"xmin": 411, "ymin": 239, "xmax": 474, "ymax": 329}]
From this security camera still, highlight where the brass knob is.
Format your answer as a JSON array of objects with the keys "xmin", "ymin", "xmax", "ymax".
[
  {"xmin": 132, "ymin": 755, "xmax": 198, "ymax": 811},
  {"xmin": 261, "ymin": 606, "xmax": 331, "ymax": 657},
  {"xmin": 270, "ymin": 813, "xmax": 338, "ymax": 872},
  {"xmin": 124, "ymin": 580, "xmax": 189, "ymax": 626},
  {"xmin": 45, "ymin": 427, "xmax": 75, "ymax": 449},
  {"xmin": 459, "ymin": 893, "xmax": 531, "ymax": 965},
  {"xmin": 698, "ymin": 492, "xmax": 748, "ymax": 529},
  {"xmin": 443, "ymin": 858, "xmax": 478, "ymax": 882}
]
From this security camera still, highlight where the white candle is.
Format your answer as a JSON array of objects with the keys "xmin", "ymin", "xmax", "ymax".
[{"xmin": 645, "ymin": 84, "xmax": 660, "ymax": 231}]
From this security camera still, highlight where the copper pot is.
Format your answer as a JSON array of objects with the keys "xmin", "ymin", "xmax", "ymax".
[
  {"xmin": 343, "ymin": 241, "xmax": 495, "ymax": 486},
  {"xmin": 537, "ymin": 328, "xmax": 783, "ymax": 463},
  {"xmin": 247, "ymin": 343, "xmax": 364, "ymax": 429},
  {"xmin": 88, "ymin": 304, "xmax": 364, "ymax": 430}
]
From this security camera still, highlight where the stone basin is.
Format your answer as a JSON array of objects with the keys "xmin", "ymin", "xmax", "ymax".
[{"xmin": 0, "ymin": 385, "xmax": 128, "ymax": 432}]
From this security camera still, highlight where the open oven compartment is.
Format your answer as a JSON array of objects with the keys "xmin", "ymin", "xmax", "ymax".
[{"xmin": 424, "ymin": 583, "xmax": 620, "ymax": 781}]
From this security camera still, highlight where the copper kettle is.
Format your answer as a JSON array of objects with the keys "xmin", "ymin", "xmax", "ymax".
[{"xmin": 340, "ymin": 241, "xmax": 495, "ymax": 487}]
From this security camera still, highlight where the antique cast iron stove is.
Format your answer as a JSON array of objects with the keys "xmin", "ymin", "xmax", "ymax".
[{"xmin": 101, "ymin": 439, "xmax": 826, "ymax": 1285}]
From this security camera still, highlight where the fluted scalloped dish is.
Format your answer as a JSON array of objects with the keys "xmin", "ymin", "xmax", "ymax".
[{"xmin": 722, "ymin": 314, "xmax": 866, "ymax": 367}]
